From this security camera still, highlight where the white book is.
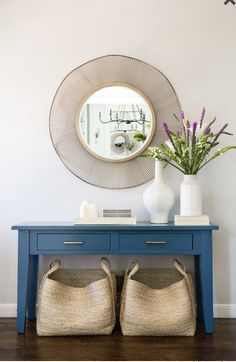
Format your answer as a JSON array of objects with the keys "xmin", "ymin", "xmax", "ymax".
[
  {"xmin": 74, "ymin": 217, "xmax": 137, "ymax": 225},
  {"xmin": 175, "ymin": 221, "xmax": 210, "ymax": 226},
  {"xmin": 175, "ymin": 215, "xmax": 209, "ymax": 221},
  {"xmin": 175, "ymin": 214, "xmax": 209, "ymax": 219},
  {"xmin": 175, "ymin": 214, "xmax": 210, "ymax": 226}
]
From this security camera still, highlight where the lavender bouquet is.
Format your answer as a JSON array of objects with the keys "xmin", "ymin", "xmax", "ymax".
[{"xmin": 143, "ymin": 108, "xmax": 236, "ymax": 174}]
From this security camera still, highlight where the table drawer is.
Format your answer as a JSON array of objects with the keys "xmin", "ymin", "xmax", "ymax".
[
  {"xmin": 36, "ymin": 233, "xmax": 111, "ymax": 251},
  {"xmin": 119, "ymin": 233, "xmax": 193, "ymax": 252}
]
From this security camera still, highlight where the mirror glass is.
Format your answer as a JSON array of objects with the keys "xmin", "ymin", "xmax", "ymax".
[{"xmin": 76, "ymin": 85, "xmax": 155, "ymax": 162}]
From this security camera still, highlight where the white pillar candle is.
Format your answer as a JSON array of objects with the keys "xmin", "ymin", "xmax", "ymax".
[
  {"xmin": 79, "ymin": 200, "xmax": 89, "ymax": 218},
  {"xmin": 87, "ymin": 203, "xmax": 98, "ymax": 218}
]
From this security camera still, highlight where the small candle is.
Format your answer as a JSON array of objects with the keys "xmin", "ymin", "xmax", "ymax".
[
  {"xmin": 87, "ymin": 203, "xmax": 98, "ymax": 218},
  {"xmin": 80, "ymin": 200, "xmax": 89, "ymax": 218}
]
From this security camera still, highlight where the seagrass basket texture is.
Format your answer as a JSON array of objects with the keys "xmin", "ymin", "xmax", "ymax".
[
  {"xmin": 120, "ymin": 259, "xmax": 196, "ymax": 336},
  {"xmin": 37, "ymin": 257, "xmax": 116, "ymax": 336}
]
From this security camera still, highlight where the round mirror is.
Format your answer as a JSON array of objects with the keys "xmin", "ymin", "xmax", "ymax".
[
  {"xmin": 76, "ymin": 84, "xmax": 155, "ymax": 162},
  {"xmin": 49, "ymin": 55, "xmax": 181, "ymax": 188}
]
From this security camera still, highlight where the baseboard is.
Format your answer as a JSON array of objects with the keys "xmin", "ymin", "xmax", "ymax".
[
  {"xmin": 0, "ymin": 304, "xmax": 17, "ymax": 317},
  {"xmin": 0, "ymin": 303, "xmax": 236, "ymax": 318},
  {"xmin": 213, "ymin": 304, "xmax": 236, "ymax": 318}
]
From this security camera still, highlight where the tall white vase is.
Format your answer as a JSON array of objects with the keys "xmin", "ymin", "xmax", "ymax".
[
  {"xmin": 143, "ymin": 160, "xmax": 175, "ymax": 223},
  {"xmin": 180, "ymin": 175, "xmax": 202, "ymax": 216}
]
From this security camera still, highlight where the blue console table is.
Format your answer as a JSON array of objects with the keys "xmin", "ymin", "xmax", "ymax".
[{"xmin": 12, "ymin": 222, "xmax": 219, "ymax": 334}]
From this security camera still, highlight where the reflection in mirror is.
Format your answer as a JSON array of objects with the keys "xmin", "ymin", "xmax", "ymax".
[{"xmin": 76, "ymin": 85, "xmax": 155, "ymax": 162}]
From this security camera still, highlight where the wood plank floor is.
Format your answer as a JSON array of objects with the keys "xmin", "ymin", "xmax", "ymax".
[{"xmin": 0, "ymin": 319, "xmax": 236, "ymax": 361}]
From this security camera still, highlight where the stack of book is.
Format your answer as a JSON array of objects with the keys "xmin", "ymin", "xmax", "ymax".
[
  {"xmin": 100, "ymin": 209, "xmax": 136, "ymax": 224},
  {"xmin": 74, "ymin": 209, "xmax": 136, "ymax": 225},
  {"xmin": 174, "ymin": 215, "xmax": 210, "ymax": 226},
  {"xmin": 103, "ymin": 209, "xmax": 132, "ymax": 218}
]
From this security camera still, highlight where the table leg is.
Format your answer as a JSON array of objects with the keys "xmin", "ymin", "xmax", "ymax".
[
  {"xmin": 28, "ymin": 255, "xmax": 39, "ymax": 320},
  {"xmin": 199, "ymin": 232, "xmax": 214, "ymax": 333},
  {"xmin": 17, "ymin": 231, "xmax": 30, "ymax": 333},
  {"xmin": 194, "ymin": 255, "xmax": 203, "ymax": 320}
]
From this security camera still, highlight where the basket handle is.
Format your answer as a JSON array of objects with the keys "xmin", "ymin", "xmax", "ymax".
[
  {"xmin": 100, "ymin": 257, "xmax": 116, "ymax": 318},
  {"xmin": 101, "ymin": 257, "xmax": 116, "ymax": 296},
  {"xmin": 174, "ymin": 259, "xmax": 196, "ymax": 318},
  {"xmin": 100, "ymin": 257, "xmax": 113, "ymax": 277},
  {"xmin": 173, "ymin": 259, "xmax": 187, "ymax": 277},
  {"xmin": 46, "ymin": 259, "xmax": 61, "ymax": 276},
  {"xmin": 126, "ymin": 260, "xmax": 140, "ymax": 278}
]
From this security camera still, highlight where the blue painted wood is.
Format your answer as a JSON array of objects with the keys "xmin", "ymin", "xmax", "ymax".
[
  {"xmin": 36, "ymin": 233, "xmax": 111, "ymax": 252},
  {"xmin": 12, "ymin": 222, "xmax": 219, "ymax": 334},
  {"xmin": 199, "ymin": 231, "xmax": 214, "ymax": 333},
  {"xmin": 28, "ymin": 255, "xmax": 39, "ymax": 320},
  {"xmin": 194, "ymin": 255, "xmax": 203, "ymax": 320},
  {"xmin": 119, "ymin": 233, "xmax": 193, "ymax": 252},
  {"xmin": 29, "ymin": 250, "xmax": 198, "ymax": 256},
  {"xmin": 17, "ymin": 230, "xmax": 30, "ymax": 333},
  {"xmin": 28, "ymin": 229, "xmax": 202, "ymax": 255},
  {"xmin": 12, "ymin": 222, "xmax": 219, "ymax": 231},
  {"xmin": 193, "ymin": 232, "xmax": 203, "ymax": 320},
  {"xmin": 111, "ymin": 232, "xmax": 119, "ymax": 252}
]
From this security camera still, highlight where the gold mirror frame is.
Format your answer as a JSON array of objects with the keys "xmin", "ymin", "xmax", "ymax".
[
  {"xmin": 49, "ymin": 55, "xmax": 181, "ymax": 189},
  {"xmin": 76, "ymin": 82, "xmax": 156, "ymax": 163}
]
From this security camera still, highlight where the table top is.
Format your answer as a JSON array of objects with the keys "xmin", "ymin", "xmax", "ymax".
[{"xmin": 12, "ymin": 221, "xmax": 219, "ymax": 231}]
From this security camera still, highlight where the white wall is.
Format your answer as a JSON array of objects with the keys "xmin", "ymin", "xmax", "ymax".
[{"xmin": 1, "ymin": 0, "xmax": 236, "ymax": 317}]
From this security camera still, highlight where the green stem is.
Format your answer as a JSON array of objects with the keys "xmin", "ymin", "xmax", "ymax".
[
  {"xmin": 163, "ymin": 160, "xmax": 185, "ymax": 173},
  {"xmin": 198, "ymin": 157, "xmax": 215, "ymax": 171}
]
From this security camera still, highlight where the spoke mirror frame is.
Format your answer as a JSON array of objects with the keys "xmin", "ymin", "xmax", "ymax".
[{"xmin": 49, "ymin": 55, "xmax": 181, "ymax": 189}]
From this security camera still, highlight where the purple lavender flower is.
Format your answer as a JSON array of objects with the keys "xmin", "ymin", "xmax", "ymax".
[
  {"xmin": 186, "ymin": 128, "xmax": 190, "ymax": 145},
  {"xmin": 200, "ymin": 107, "xmax": 206, "ymax": 128},
  {"xmin": 185, "ymin": 120, "xmax": 191, "ymax": 145},
  {"xmin": 192, "ymin": 121, "xmax": 198, "ymax": 146},
  {"xmin": 163, "ymin": 122, "xmax": 176, "ymax": 150},
  {"xmin": 176, "ymin": 131, "xmax": 180, "ymax": 138},
  {"xmin": 163, "ymin": 122, "xmax": 171, "ymax": 139},
  {"xmin": 214, "ymin": 123, "xmax": 228, "ymax": 141},
  {"xmin": 204, "ymin": 127, "xmax": 211, "ymax": 135},
  {"xmin": 192, "ymin": 121, "xmax": 198, "ymax": 131},
  {"xmin": 180, "ymin": 111, "xmax": 184, "ymax": 121}
]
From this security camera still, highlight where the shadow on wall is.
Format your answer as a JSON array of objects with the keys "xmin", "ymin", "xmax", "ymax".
[
  {"xmin": 213, "ymin": 229, "xmax": 231, "ymax": 308},
  {"xmin": 202, "ymin": 187, "xmax": 231, "ymax": 311}
]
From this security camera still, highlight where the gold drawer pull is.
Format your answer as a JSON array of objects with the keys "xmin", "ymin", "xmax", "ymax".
[
  {"xmin": 145, "ymin": 241, "xmax": 166, "ymax": 245},
  {"xmin": 64, "ymin": 241, "xmax": 84, "ymax": 245}
]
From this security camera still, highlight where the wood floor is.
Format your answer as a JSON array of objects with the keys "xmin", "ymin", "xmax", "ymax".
[{"xmin": 0, "ymin": 319, "xmax": 236, "ymax": 361}]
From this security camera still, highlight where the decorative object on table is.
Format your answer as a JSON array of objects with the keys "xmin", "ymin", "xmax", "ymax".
[
  {"xmin": 180, "ymin": 174, "xmax": 202, "ymax": 216},
  {"xmin": 103, "ymin": 209, "xmax": 132, "ymax": 218},
  {"xmin": 120, "ymin": 259, "xmax": 196, "ymax": 336},
  {"xmin": 143, "ymin": 159, "xmax": 175, "ymax": 223},
  {"xmin": 37, "ymin": 258, "xmax": 116, "ymax": 336},
  {"xmin": 49, "ymin": 55, "xmax": 181, "ymax": 189},
  {"xmin": 79, "ymin": 200, "xmax": 98, "ymax": 218},
  {"xmin": 143, "ymin": 108, "xmax": 236, "ymax": 217},
  {"xmin": 174, "ymin": 215, "xmax": 210, "ymax": 226},
  {"xmin": 87, "ymin": 202, "xmax": 99, "ymax": 218},
  {"xmin": 76, "ymin": 206, "xmax": 136, "ymax": 224},
  {"xmin": 79, "ymin": 200, "xmax": 89, "ymax": 218}
]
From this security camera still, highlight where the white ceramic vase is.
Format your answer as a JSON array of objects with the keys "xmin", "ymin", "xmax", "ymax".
[
  {"xmin": 143, "ymin": 160, "xmax": 175, "ymax": 223},
  {"xmin": 180, "ymin": 175, "xmax": 202, "ymax": 216}
]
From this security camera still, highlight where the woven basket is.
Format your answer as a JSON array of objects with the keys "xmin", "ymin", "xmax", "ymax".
[
  {"xmin": 37, "ymin": 257, "xmax": 116, "ymax": 336},
  {"xmin": 120, "ymin": 259, "xmax": 196, "ymax": 336}
]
